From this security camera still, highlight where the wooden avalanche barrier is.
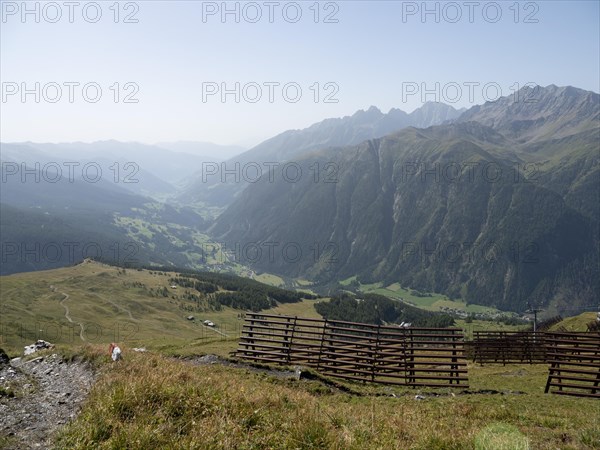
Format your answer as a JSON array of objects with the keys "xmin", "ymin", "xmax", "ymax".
[
  {"xmin": 236, "ymin": 313, "xmax": 468, "ymax": 388},
  {"xmin": 544, "ymin": 332, "xmax": 600, "ymax": 399},
  {"xmin": 470, "ymin": 331, "xmax": 547, "ymax": 365}
]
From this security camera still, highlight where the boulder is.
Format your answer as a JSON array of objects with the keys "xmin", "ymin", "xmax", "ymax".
[{"xmin": 23, "ymin": 340, "xmax": 54, "ymax": 356}]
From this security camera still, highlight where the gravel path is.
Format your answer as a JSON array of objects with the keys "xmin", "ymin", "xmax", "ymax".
[{"xmin": 0, "ymin": 353, "xmax": 96, "ymax": 449}]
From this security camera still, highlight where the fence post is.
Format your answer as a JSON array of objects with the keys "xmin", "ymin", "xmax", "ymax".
[
  {"xmin": 283, "ymin": 316, "xmax": 292, "ymax": 363},
  {"xmin": 451, "ymin": 330, "xmax": 458, "ymax": 385},
  {"xmin": 287, "ymin": 316, "xmax": 297, "ymax": 364},
  {"xmin": 543, "ymin": 333, "xmax": 558, "ymax": 394},
  {"xmin": 473, "ymin": 331, "xmax": 479, "ymax": 364},
  {"xmin": 248, "ymin": 313, "xmax": 255, "ymax": 353},
  {"xmin": 407, "ymin": 329, "xmax": 415, "ymax": 387},
  {"xmin": 317, "ymin": 319, "xmax": 327, "ymax": 372},
  {"xmin": 592, "ymin": 363, "xmax": 600, "ymax": 395},
  {"xmin": 372, "ymin": 324, "xmax": 381, "ymax": 382},
  {"xmin": 400, "ymin": 328, "xmax": 407, "ymax": 385}
]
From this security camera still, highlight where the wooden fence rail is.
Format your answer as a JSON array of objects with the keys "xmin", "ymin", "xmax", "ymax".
[
  {"xmin": 236, "ymin": 313, "xmax": 468, "ymax": 388},
  {"xmin": 544, "ymin": 332, "xmax": 600, "ymax": 399}
]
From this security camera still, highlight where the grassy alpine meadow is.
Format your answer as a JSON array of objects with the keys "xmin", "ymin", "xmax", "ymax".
[
  {"xmin": 2, "ymin": 262, "xmax": 599, "ymax": 449},
  {"xmin": 0, "ymin": 261, "xmax": 322, "ymax": 356},
  {"xmin": 53, "ymin": 345, "xmax": 599, "ymax": 450}
]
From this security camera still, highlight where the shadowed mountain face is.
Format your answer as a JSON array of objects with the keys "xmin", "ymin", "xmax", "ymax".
[
  {"xmin": 458, "ymin": 85, "xmax": 600, "ymax": 222},
  {"xmin": 179, "ymin": 102, "xmax": 464, "ymax": 206},
  {"xmin": 211, "ymin": 86, "xmax": 600, "ymax": 312}
]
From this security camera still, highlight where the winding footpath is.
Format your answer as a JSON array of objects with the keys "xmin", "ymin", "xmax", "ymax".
[{"xmin": 59, "ymin": 292, "xmax": 86, "ymax": 342}]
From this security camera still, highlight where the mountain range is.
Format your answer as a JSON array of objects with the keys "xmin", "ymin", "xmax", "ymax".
[
  {"xmin": 210, "ymin": 85, "xmax": 599, "ymax": 313},
  {"xmin": 1, "ymin": 86, "xmax": 598, "ymax": 314},
  {"xmin": 178, "ymin": 102, "xmax": 465, "ymax": 206}
]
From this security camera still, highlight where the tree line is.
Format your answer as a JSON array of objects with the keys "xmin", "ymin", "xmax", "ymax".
[{"xmin": 315, "ymin": 293, "xmax": 455, "ymax": 327}]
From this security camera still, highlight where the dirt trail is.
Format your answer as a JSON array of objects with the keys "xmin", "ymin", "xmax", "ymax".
[
  {"xmin": 59, "ymin": 293, "xmax": 72, "ymax": 323},
  {"xmin": 59, "ymin": 292, "xmax": 86, "ymax": 342}
]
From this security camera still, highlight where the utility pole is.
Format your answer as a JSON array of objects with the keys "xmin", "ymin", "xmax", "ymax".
[{"xmin": 526, "ymin": 303, "xmax": 544, "ymax": 332}]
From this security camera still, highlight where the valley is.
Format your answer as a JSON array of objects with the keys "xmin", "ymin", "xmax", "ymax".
[
  {"xmin": 2, "ymin": 4, "xmax": 599, "ymax": 449},
  {"xmin": 2, "ymin": 86, "xmax": 599, "ymax": 319},
  {"xmin": 1, "ymin": 88, "xmax": 598, "ymax": 450}
]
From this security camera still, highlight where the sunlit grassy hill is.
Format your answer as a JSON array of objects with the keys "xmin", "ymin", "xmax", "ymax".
[
  {"xmin": 0, "ymin": 260, "xmax": 321, "ymax": 356},
  {"xmin": 2, "ymin": 262, "xmax": 600, "ymax": 449}
]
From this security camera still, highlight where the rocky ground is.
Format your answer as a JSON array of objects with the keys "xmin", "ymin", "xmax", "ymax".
[{"xmin": 0, "ymin": 351, "xmax": 96, "ymax": 449}]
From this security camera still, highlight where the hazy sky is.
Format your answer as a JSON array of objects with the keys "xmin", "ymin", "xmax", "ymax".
[{"xmin": 1, "ymin": 1, "xmax": 599, "ymax": 147}]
